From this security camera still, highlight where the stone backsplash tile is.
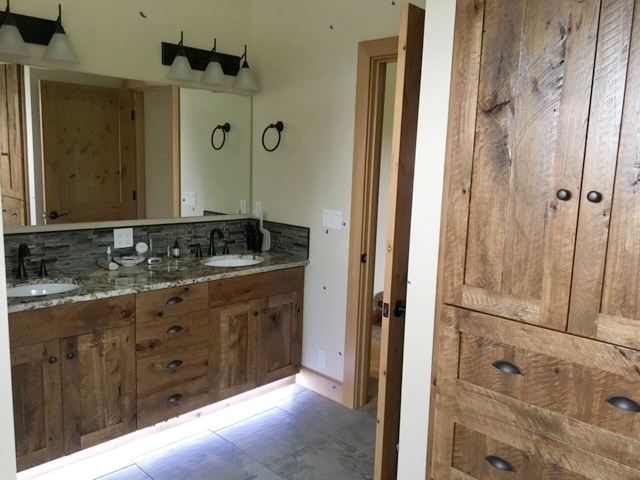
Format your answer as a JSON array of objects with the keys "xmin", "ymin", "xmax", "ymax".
[{"xmin": 4, "ymin": 219, "xmax": 309, "ymax": 278}]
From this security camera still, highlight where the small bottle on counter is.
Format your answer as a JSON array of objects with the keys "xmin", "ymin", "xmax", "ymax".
[
  {"xmin": 172, "ymin": 239, "xmax": 181, "ymax": 258},
  {"xmin": 106, "ymin": 246, "xmax": 112, "ymax": 261}
]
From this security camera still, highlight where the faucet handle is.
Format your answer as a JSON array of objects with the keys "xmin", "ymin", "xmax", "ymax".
[
  {"xmin": 222, "ymin": 240, "xmax": 230, "ymax": 255},
  {"xmin": 38, "ymin": 257, "xmax": 57, "ymax": 277},
  {"xmin": 188, "ymin": 243, "xmax": 203, "ymax": 258}
]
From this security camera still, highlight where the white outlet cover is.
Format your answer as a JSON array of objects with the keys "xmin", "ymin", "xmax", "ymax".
[
  {"xmin": 254, "ymin": 201, "xmax": 263, "ymax": 216},
  {"xmin": 182, "ymin": 191, "xmax": 197, "ymax": 206},
  {"xmin": 323, "ymin": 209, "xmax": 343, "ymax": 230},
  {"xmin": 317, "ymin": 349, "xmax": 327, "ymax": 369},
  {"xmin": 113, "ymin": 227, "xmax": 134, "ymax": 249},
  {"xmin": 239, "ymin": 199, "xmax": 247, "ymax": 214}
]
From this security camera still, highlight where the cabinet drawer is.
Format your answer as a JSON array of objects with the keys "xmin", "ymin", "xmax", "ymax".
[
  {"xmin": 209, "ymin": 267, "xmax": 304, "ymax": 308},
  {"xmin": 137, "ymin": 376, "xmax": 210, "ymax": 429},
  {"xmin": 136, "ymin": 283, "xmax": 208, "ymax": 323},
  {"xmin": 10, "ymin": 295, "xmax": 135, "ymax": 348},
  {"xmin": 455, "ymin": 307, "xmax": 640, "ymax": 445},
  {"xmin": 136, "ymin": 310, "xmax": 208, "ymax": 358},
  {"xmin": 452, "ymin": 423, "xmax": 586, "ymax": 479},
  {"xmin": 137, "ymin": 342, "xmax": 208, "ymax": 395}
]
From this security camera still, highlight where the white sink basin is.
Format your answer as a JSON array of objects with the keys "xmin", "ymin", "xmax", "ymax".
[
  {"xmin": 202, "ymin": 255, "xmax": 264, "ymax": 268},
  {"xmin": 7, "ymin": 283, "xmax": 80, "ymax": 298}
]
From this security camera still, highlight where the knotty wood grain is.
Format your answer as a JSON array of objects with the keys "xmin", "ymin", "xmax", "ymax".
[
  {"xmin": 135, "ymin": 309, "xmax": 209, "ymax": 358},
  {"xmin": 136, "ymin": 283, "xmax": 208, "ymax": 323}
]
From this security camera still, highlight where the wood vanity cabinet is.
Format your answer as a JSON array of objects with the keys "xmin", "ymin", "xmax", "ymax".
[
  {"xmin": 209, "ymin": 267, "xmax": 304, "ymax": 399},
  {"xmin": 431, "ymin": 0, "xmax": 640, "ymax": 478},
  {"xmin": 9, "ymin": 296, "xmax": 135, "ymax": 471}
]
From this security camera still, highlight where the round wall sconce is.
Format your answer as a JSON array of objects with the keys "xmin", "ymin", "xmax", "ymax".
[
  {"xmin": 211, "ymin": 122, "xmax": 230, "ymax": 150},
  {"xmin": 262, "ymin": 121, "xmax": 284, "ymax": 152}
]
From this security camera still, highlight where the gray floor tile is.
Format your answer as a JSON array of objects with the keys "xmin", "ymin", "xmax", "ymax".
[
  {"xmin": 217, "ymin": 408, "xmax": 331, "ymax": 465},
  {"xmin": 135, "ymin": 432, "xmax": 264, "ymax": 480},
  {"xmin": 246, "ymin": 468, "xmax": 285, "ymax": 480},
  {"xmin": 268, "ymin": 437, "xmax": 373, "ymax": 480},
  {"xmin": 276, "ymin": 390, "xmax": 366, "ymax": 434},
  {"xmin": 95, "ymin": 465, "xmax": 151, "ymax": 480},
  {"xmin": 333, "ymin": 415, "xmax": 377, "ymax": 457}
]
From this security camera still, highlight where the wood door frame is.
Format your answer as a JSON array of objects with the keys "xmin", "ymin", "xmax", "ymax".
[{"xmin": 343, "ymin": 36, "xmax": 398, "ymax": 409}]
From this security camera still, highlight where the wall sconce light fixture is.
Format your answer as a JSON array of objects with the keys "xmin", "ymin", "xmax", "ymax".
[
  {"xmin": 161, "ymin": 38, "xmax": 258, "ymax": 91},
  {"xmin": 211, "ymin": 122, "xmax": 230, "ymax": 150},
  {"xmin": 262, "ymin": 121, "xmax": 284, "ymax": 152},
  {"xmin": 0, "ymin": 0, "xmax": 28, "ymax": 57},
  {"xmin": 43, "ymin": 4, "xmax": 78, "ymax": 63},
  {"xmin": 166, "ymin": 31, "xmax": 196, "ymax": 82},
  {"xmin": 0, "ymin": 2, "xmax": 79, "ymax": 63},
  {"xmin": 232, "ymin": 45, "xmax": 258, "ymax": 91},
  {"xmin": 200, "ymin": 38, "xmax": 225, "ymax": 86}
]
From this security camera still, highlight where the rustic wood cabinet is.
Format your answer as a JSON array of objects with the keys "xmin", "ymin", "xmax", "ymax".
[
  {"xmin": 431, "ymin": 0, "xmax": 640, "ymax": 478},
  {"xmin": 9, "ymin": 296, "xmax": 135, "ymax": 471},
  {"xmin": 9, "ymin": 267, "xmax": 304, "ymax": 471},
  {"xmin": 0, "ymin": 64, "xmax": 26, "ymax": 226}
]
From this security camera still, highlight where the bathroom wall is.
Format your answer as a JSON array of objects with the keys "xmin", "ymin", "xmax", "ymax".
[{"xmin": 250, "ymin": 0, "xmax": 425, "ymax": 381}]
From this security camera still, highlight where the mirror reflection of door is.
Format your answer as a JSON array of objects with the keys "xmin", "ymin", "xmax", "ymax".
[{"xmin": 40, "ymin": 81, "xmax": 137, "ymax": 224}]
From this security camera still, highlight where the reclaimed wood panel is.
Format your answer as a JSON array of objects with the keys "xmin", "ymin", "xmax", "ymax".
[
  {"xmin": 209, "ymin": 300, "xmax": 259, "ymax": 401},
  {"xmin": 11, "ymin": 341, "xmax": 63, "ymax": 472},
  {"xmin": 208, "ymin": 267, "xmax": 304, "ymax": 309},
  {"xmin": 9, "ymin": 295, "xmax": 135, "ymax": 348},
  {"xmin": 61, "ymin": 325, "xmax": 136, "ymax": 454},
  {"xmin": 135, "ymin": 283, "xmax": 208, "ymax": 323},
  {"xmin": 135, "ymin": 309, "xmax": 208, "ymax": 358},
  {"xmin": 137, "ymin": 342, "xmax": 208, "ymax": 395}
]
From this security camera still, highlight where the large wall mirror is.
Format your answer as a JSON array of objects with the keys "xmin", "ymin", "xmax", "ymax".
[{"xmin": 2, "ymin": 63, "xmax": 252, "ymax": 231}]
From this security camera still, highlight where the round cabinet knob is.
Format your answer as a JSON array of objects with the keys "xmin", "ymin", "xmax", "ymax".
[
  {"xmin": 66, "ymin": 352, "xmax": 75, "ymax": 360},
  {"xmin": 48, "ymin": 356, "xmax": 58, "ymax": 364},
  {"xmin": 587, "ymin": 191, "xmax": 602, "ymax": 203},
  {"xmin": 556, "ymin": 189, "xmax": 571, "ymax": 201}
]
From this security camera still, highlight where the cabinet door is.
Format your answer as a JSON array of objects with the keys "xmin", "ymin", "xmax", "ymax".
[
  {"xmin": 61, "ymin": 325, "xmax": 136, "ymax": 454},
  {"xmin": 11, "ymin": 341, "xmax": 63, "ymax": 471},
  {"xmin": 0, "ymin": 64, "xmax": 25, "ymax": 202},
  {"xmin": 258, "ymin": 291, "xmax": 303, "ymax": 385},
  {"xmin": 568, "ymin": 1, "xmax": 640, "ymax": 347},
  {"xmin": 443, "ymin": 0, "xmax": 601, "ymax": 330},
  {"xmin": 210, "ymin": 299, "xmax": 259, "ymax": 400},
  {"xmin": 2, "ymin": 194, "xmax": 24, "ymax": 226}
]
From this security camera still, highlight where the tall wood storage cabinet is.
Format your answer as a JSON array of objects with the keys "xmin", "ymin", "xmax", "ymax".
[{"xmin": 430, "ymin": 0, "xmax": 640, "ymax": 478}]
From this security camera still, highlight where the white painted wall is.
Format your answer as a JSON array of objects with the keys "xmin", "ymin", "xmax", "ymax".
[
  {"xmin": 180, "ymin": 89, "xmax": 252, "ymax": 216},
  {"xmin": 250, "ymin": 0, "xmax": 424, "ymax": 380},
  {"xmin": 144, "ymin": 89, "xmax": 174, "ymax": 219},
  {"xmin": 397, "ymin": 0, "xmax": 456, "ymax": 477}
]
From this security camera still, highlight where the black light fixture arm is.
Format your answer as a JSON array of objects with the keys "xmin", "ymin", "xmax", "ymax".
[
  {"xmin": 211, "ymin": 122, "xmax": 231, "ymax": 151},
  {"xmin": 262, "ymin": 121, "xmax": 284, "ymax": 152},
  {"xmin": 0, "ymin": 4, "xmax": 59, "ymax": 45},
  {"xmin": 162, "ymin": 40, "xmax": 240, "ymax": 75}
]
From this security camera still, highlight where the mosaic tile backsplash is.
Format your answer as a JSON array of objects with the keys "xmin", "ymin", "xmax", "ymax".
[{"xmin": 4, "ymin": 218, "xmax": 309, "ymax": 277}]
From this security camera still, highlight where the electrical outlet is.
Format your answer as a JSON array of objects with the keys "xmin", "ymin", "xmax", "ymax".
[
  {"xmin": 113, "ymin": 228, "xmax": 134, "ymax": 249},
  {"xmin": 317, "ymin": 349, "xmax": 327, "ymax": 369},
  {"xmin": 239, "ymin": 199, "xmax": 247, "ymax": 214},
  {"xmin": 254, "ymin": 200, "xmax": 263, "ymax": 217}
]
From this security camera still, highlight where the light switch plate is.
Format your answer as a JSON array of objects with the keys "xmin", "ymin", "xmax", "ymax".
[
  {"xmin": 254, "ymin": 201, "xmax": 263, "ymax": 217},
  {"xmin": 113, "ymin": 228, "xmax": 134, "ymax": 249},
  {"xmin": 323, "ymin": 209, "xmax": 343, "ymax": 230},
  {"xmin": 182, "ymin": 192, "xmax": 197, "ymax": 207}
]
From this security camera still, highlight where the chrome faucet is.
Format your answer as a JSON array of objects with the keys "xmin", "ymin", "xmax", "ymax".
[
  {"xmin": 208, "ymin": 228, "xmax": 230, "ymax": 256},
  {"xmin": 16, "ymin": 243, "xmax": 31, "ymax": 279}
]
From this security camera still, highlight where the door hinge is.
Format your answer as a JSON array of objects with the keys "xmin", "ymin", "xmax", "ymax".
[
  {"xmin": 360, "ymin": 253, "xmax": 367, "ymax": 264},
  {"xmin": 133, "ymin": 190, "xmax": 136, "ymax": 200},
  {"xmin": 131, "ymin": 110, "xmax": 135, "ymax": 121}
]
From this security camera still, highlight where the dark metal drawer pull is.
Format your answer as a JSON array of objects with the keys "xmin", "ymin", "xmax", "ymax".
[
  {"xmin": 166, "ymin": 325, "xmax": 184, "ymax": 334},
  {"xmin": 167, "ymin": 394, "xmax": 183, "ymax": 404},
  {"xmin": 606, "ymin": 396, "xmax": 640, "ymax": 412},
  {"xmin": 166, "ymin": 296, "xmax": 184, "ymax": 305},
  {"xmin": 492, "ymin": 360, "xmax": 523, "ymax": 375},
  {"xmin": 166, "ymin": 359, "xmax": 183, "ymax": 369},
  {"xmin": 485, "ymin": 455, "xmax": 515, "ymax": 472},
  {"xmin": 48, "ymin": 356, "xmax": 58, "ymax": 364}
]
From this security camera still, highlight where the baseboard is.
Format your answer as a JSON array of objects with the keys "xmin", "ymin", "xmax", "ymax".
[{"xmin": 296, "ymin": 367, "xmax": 344, "ymax": 405}]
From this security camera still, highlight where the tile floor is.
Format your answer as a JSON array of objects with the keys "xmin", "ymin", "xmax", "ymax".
[{"xmin": 21, "ymin": 384, "xmax": 376, "ymax": 480}]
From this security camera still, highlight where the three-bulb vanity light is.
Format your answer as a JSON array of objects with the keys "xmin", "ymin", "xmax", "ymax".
[
  {"xmin": 0, "ymin": 1, "xmax": 78, "ymax": 63},
  {"xmin": 162, "ymin": 32, "xmax": 258, "ymax": 91}
]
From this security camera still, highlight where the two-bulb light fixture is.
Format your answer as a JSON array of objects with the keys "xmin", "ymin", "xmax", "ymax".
[
  {"xmin": 0, "ymin": 1, "xmax": 79, "ymax": 63},
  {"xmin": 162, "ymin": 32, "xmax": 258, "ymax": 91}
]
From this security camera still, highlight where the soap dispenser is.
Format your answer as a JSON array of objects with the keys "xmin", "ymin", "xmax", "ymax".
[{"xmin": 172, "ymin": 239, "xmax": 181, "ymax": 258}]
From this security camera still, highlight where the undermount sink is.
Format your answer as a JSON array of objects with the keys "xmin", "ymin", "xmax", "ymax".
[
  {"xmin": 202, "ymin": 255, "xmax": 264, "ymax": 268},
  {"xmin": 7, "ymin": 283, "xmax": 80, "ymax": 298}
]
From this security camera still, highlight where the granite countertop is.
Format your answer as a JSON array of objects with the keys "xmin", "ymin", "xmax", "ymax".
[{"xmin": 6, "ymin": 251, "xmax": 309, "ymax": 313}]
